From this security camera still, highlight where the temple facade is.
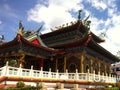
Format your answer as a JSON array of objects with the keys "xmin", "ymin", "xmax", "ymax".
[
  {"xmin": 0, "ymin": 14, "xmax": 119, "ymax": 75},
  {"xmin": 0, "ymin": 11, "xmax": 119, "ymax": 89},
  {"xmin": 40, "ymin": 20, "xmax": 119, "ymax": 75}
]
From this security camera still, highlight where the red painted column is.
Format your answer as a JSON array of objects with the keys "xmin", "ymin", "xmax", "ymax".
[{"xmin": 39, "ymin": 58, "xmax": 44, "ymax": 69}]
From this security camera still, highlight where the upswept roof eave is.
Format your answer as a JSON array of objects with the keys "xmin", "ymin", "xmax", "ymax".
[
  {"xmin": 91, "ymin": 32, "xmax": 105, "ymax": 43},
  {"xmin": 88, "ymin": 38, "xmax": 120, "ymax": 62},
  {"xmin": 0, "ymin": 34, "xmax": 21, "ymax": 49},
  {"xmin": 0, "ymin": 34, "xmax": 62, "ymax": 55}
]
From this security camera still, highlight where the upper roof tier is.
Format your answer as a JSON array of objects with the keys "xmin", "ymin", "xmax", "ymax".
[{"xmin": 41, "ymin": 20, "xmax": 105, "ymax": 44}]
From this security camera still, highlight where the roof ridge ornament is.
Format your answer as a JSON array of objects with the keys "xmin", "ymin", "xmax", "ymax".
[
  {"xmin": 78, "ymin": 10, "xmax": 82, "ymax": 20},
  {"xmin": 83, "ymin": 15, "xmax": 90, "ymax": 25},
  {"xmin": 35, "ymin": 24, "xmax": 43, "ymax": 35},
  {"xmin": 0, "ymin": 35, "xmax": 4, "ymax": 44},
  {"xmin": 17, "ymin": 21, "xmax": 24, "ymax": 36},
  {"xmin": 99, "ymin": 32, "xmax": 105, "ymax": 40}
]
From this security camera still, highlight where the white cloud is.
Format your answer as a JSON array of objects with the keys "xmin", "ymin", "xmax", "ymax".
[
  {"xmin": 83, "ymin": 0, "xmax": 120, "ymax": 55},
  {"xmin": 27, "ymin": 0, "xmax": 83, "ymax": 33},
  {"xmin": 100, "ymin": 37, "xmax": 119, "ymax": 55},
  {"xmin": 87, "ymin": 0, "xmax": 107, "ymax": 11}
]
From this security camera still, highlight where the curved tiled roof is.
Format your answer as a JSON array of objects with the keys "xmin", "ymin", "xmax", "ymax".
[
  {"xmin": 50, "ymin": 34, "xmax": 119, "ymax": 63},
  {"xmin": 0, "ymin": 34, "xmax": 63, "ymax": 58},
  {"xmin": 41, "ymin": 20, "xmax": 104, "ymax": 43}
]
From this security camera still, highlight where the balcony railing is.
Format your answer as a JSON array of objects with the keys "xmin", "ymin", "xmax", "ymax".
[{"xmin": 0, "ymin": 63, "xmax": 116, "ymax": 84}]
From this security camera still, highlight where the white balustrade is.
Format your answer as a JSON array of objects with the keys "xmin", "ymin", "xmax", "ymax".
[
  {"xmin": 0, "ymin": 65, "xmax": 117, "ymax": 84},
  {"xmin": 0, "ymin": 67, "xmax": 5, "ymax": 76},
  {"xmin": 21, "ymin": 69, "xmax": 31, "ymax": 77},
  {"xmin": 59, "ymin": 73, "xmax": 68, "ymax": 79},
  {"xmin": 68, "ymin": 73, "xmax": 75, "ymax": 80},
  {"xmin": 7, "ymin": 66, "xmax": 18, "ymax": 76},
  {"xmin": 32, "ymin": 70, "xmax": 41, "ymax": 78},
  {"xmin": 78, "ymin": 73, "xmax": 87, "ymax": 80},
  {"xmin": 89, "ymin": 73, "xmax": 94, "ymax": 81},
  {"xmin": 43, "ymin": 71, "xmax": 49, "ymax": 78},
  {"xmin": 51, "ymin": 72, "xmax": 57, "ymax": 78}
]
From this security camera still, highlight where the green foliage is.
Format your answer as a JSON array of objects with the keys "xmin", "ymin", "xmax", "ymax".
[
  {"xmin": 5, "ymin": 86, "xmax": 41, "ymax": 90},
  {"xmin": 16, "ymin": 81, "xmax": 25, "ymax": 88},
  {"xmin": 104, "ymin": 87, "xmax": 119, "ymax": 90},
  {"xmin": 3, "ymin": 81, "xmax": 43, "ymax": 90}
]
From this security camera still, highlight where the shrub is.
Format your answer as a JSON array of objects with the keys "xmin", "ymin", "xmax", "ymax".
[{"xmin": 16, "ymin": 81, "xmax": 25, "ymax": 88}]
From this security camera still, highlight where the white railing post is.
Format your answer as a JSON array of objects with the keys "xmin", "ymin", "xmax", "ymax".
[
  {"xmin": 98, "ymin": 71, "xmax": 100, "ymax": 81},
  {"xmin": 109, "ymin": 73, "xmax": 111, "ymax": 82},
  {"xmin": 87, "ymin": 69, "xmax": 89, "ymax": 81},
  {"xmin": 6, "ymin": 61, "xmax": 9, "ymax": 76},
  {"xmin": 114, "ymin": 75, "xmax": 116, "ymax": 83},
  {"xmin": 2, "ymin": 61, "xmax": 9, "ymax": 76},
  {"xmin": 75, "ymin": 69, "xmax": 78, "ymax": 80},
  {"xmin": 48, "ymin": 68, "xmax": 51, "ymax": 78},
  {"xmin": 106, "ymin": 73, "xmax": 108, "ymax": 82},
  {"xmin": 102, "ymin": 73, "xmax": 104, "ymax": 82},
  {"xmin": 18, "ymin": 64, "xmax": 22, "ymax": 76},
  {"xmin": 30, "ymin": 65, "xmax": 33, "ymax": 77},
  {"xmin": 111, "ymin": 75, "xmax": 113, "ymax": 83},
  {"xmin": 56, "ymin": 69, "xmax": 59, "ymax": 79},
  {"xmin": 93, "ymin": 70, "xmax": 95, "ymax": 81},
  {"xmin": 66, "ymin": 69, "xmax": 68, "ymax": 79},
  {"xmin": 40, "ymin": 67, "xmax": 43, "ymax": 78}
]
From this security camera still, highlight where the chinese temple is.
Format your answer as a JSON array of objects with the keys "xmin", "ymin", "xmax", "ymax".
[{"xmin": 0, "ymin": 11, "xmax": 119, "ymax": 89}]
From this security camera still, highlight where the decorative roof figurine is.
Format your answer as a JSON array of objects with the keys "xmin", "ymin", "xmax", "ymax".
[
  {"xmin": 99, "ymin": 32, "xmax": 105, "ymax": 40},
  {"xmin": 35, "ymin": 24, "xmax": 43, "ymax": 35},
  {"xmin": 78, "ymin": 10, "xmax": 82, "ymax": 20},
  {"xmin": 0, "ymin": 35, "xmax": 4, "ymax": 44},
  {"xmin": 17, "ymin": 21, "xmax": 24, "ymax": 35}
]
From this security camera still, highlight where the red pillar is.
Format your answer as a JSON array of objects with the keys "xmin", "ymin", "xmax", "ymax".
[{"xmin": 39, "ymin": 58, "xmax": 44, "ymax": 69}]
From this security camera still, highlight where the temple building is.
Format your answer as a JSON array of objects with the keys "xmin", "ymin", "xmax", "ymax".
[
  {"xmin": 0, "ymin": 11, "xmax": 119, "ymax": 77},
  {"xmin": 0, "ymin": 11, "xmax": 119, "ymax": 89},
  {"xmin": 40, "ymin": 21, "xmax": 119, "ymax": 75}
]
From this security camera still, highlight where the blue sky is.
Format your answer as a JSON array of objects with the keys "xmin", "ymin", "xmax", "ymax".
[{"xmin": 0, "ymin": 0, "xmax": 120, "ymax": 55}]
